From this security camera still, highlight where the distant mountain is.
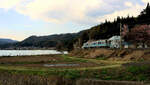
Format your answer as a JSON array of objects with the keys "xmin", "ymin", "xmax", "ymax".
[
  {"xmin": 0, "ymin": 38, "xmax": 18, "ymax": 45},
  {"xmin": 16, "ymin": 32, "xmax": 83, "ymax": 50}
]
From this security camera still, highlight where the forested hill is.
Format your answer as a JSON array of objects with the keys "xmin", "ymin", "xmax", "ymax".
[
  {"xmin": 15, "ymin": 31, "xmax": 84, "ymax": 50},
  {"xmin": 74, "ymin": 3, "xmax": 150, "ymax": 48},
  {"xmin": 4, "ymin": 3, "xmax": 150, "ymax": 51},
  {"xmin": 0, "ymin": 38, "xmax": 18, "ymax": 49},
  {"xmin": 0, "ymin": 38, "xmax": 18, "ymax": 45}
]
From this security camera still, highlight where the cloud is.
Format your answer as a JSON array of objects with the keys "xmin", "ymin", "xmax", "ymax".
[
  {"xmin": 0, "ymin": 0, "xmax": 25, "ymax": 10},
  {"xmin": 142, "ymin": 0, "xmax": 150, "ymax": 3},
  {"xmin": 97, "ymin": 4, "xmax": 144, "ymax": 22},
  {"xmin": 0, "ymin": 0, "xmax": 146, "ymax": 25},
  {"xmin": 15, "ymin": 0, "xmax": 103, "ymax": 24},
  {"xmin": 125, "ymin": 2, "xmax": 133, "ymax": 7}
]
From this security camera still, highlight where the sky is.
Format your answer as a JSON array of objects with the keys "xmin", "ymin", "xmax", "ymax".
[{"xmin": 0, "ymin": 0, "xmax": 149, "ymax": 41}]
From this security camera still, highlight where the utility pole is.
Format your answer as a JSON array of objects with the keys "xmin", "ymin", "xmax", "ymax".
[
  {"xmin": 78, "ymin": 38, "xmax": 81, "ymax": 48},
  {"xmin": 120, "ymin": 23, "xmax": 122, "ymax": 49}
]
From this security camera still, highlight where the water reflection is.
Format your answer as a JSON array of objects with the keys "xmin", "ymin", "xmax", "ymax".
[
  {"xmin": 44, "ymin": 64, "xmax": 79, "ymax": 67},
  {"xmin": 0, "ymin": 50, "xmax": 68, "ymax": 56}
]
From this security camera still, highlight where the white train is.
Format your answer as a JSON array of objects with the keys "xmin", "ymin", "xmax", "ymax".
[{"xmin": 82, "ymin": 36, "xmax": 123, "ymax": 48}]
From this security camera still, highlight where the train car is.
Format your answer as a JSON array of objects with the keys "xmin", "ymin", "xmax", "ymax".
[
  {"xmin": 82, "ymin": 40, "xmax": 109, "ymax": 49},
  {"xmin": 108, "ymin": 36, "xmax": 121, "ymax": 48},
  {"xmin": 82, "ymin": 42, "xmax": 90, "ymax": 48},
  {"xmin": 96, "ymin": 40, "xmax": 110, "ymax": 48},
  {"xmin": 82, "ymin": 36, "xmax": 122, "ymax": 49}
]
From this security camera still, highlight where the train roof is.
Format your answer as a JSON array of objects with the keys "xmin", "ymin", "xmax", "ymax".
[
  {"xmin": 86, "ymin": 39, "xmax": 107, "ymax": 43},
  {"xmin": 108, "ymin": 36, "xmax": 120, "ymax": 40}
]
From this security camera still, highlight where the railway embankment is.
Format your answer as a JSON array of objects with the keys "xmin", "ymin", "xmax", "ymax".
[{"xmin": 70, "ymin": 48, "xmax": 150, "ymax": 61}]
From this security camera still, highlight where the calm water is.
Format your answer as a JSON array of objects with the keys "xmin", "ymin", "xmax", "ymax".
[
  {"xmin": 0, "ymin": 50, "xmax": 68, "ymax": 56},
  {"xmin": 44, "ymin": 64, "xmax": 79, "ymax": 67}
]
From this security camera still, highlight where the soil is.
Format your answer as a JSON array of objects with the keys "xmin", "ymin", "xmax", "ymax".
[{"xmin": 0, "ymin": 55, "xmax": 63, "ymax": 63}]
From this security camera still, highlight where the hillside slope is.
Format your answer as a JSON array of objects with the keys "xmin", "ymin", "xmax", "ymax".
[
  {"xmin": 70, "ymin": 48, "xmax": 150, "ymax": 61},
  {"xmin": 15, "ymin": 32, "xmax": 84, "ymax": 50},
  {"xmin": 0, "ymin": 38, "xmax": 18, "ymax": 45}
]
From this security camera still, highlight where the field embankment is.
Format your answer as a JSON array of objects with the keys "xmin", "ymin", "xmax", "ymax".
[
  {"xmin": 70, "ymin": 49, "xmax": 150, "ymax": 61},
  {"xmin": 0, "ymin": 54, "xmax": 150, "ymax": 85}
]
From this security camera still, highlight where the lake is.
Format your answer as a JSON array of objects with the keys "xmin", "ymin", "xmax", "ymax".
[{"xmin": 0, "ymin": 50, "xmax": 68, "ymax": 56}]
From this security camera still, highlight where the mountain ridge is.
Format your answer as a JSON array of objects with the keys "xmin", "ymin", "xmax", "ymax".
[{"xmin": 0, "ymin": 38, "xmax": 18, "ymax": 45}]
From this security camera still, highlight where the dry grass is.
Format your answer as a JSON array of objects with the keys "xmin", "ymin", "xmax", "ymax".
[
  {"xmin": 0, "ymin": 55, "xmax": 62, "ymax": 63},
  {"xmin": 123, "ymin": 51, "xmax": 145, "ymax": 61},
  {"xmin": 0, "ymin": 73, "xmax": 148, "ymax": 85},
  {"xmin": 76, "ymin": 79, "xmax": 147, "ymax": 85},
  {"xmin": 0, "ymin": 73, "xmax": 74, "ymax": 85},
  {"xmin": 0, "ymin": 52, "xmax": 150, "ymax": 85},
  {"xmin": 85, "ymin": 49, "xmax": 114, "ymax": 58},
  {"xmin": 70, "ymin": 49, "xmax": 150, "ymax": 61},
  {"xmin": 0, "ymin": 55, "xmax": 103, "ymax": 69}
]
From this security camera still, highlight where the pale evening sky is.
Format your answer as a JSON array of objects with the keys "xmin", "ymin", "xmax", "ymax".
[{"xmin": 0, "ymin": 0, "xmax": 149, "ymax": 41}]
